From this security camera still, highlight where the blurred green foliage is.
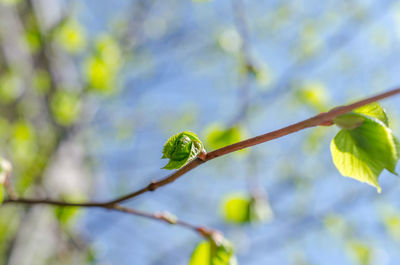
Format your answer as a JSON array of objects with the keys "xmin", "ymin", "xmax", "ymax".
[
  {"xmin": 347, "ymin": 241, "xmax": 372, "ymax": 265},
  {"xmin": 379, "ymin": 205, "xmax": 400, "ymax": 242},
  {"xmin": 54, "ymin": 20, "xmax": 86, "ymax": 54},
  {"xmin": 295, "ymin": 81, "xmax": 329, "ymax": 112},
  {"xmin": 85, "ymin": 34, "xmax": 122, "ymax": 93},
  {"xmin": 189, "ymin": 236, "xmax": 237, "ymax": 265},
  {"xmin": 32, "ymin": 69, "xmax": 51, "ymax": 94},
  {"xmin": 222, "ymin": 193, "xmax": 273, "ymax": 225},
  {"xmin": 50, "ymin": 90, "xmax": 82, "ymax": 126},
  {"xmin": 203, "ymin": 124, "xmax": 247, "ymax": 152},
  {"xmin": 0, "ymin": 1, "xmax": 399, "ymax": 265},
  {"xmin": 0, "ymin": 71, "xmax": 22, "ymax": 104},
  {"xmin": 0, "ymin": 2, "xmax": 124, "ymax": 263}
]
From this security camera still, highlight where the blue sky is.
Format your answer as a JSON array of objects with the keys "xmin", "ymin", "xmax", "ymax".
[{"xmin": 72, "ymin": 0, "xmax": 400, "ymax": 264}]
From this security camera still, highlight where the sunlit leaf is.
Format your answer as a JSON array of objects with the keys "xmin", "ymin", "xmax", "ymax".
[
  {"xmin": 189, "ymin": 236, "xmax": 237, "ymax": 265},
  {"xmin": 162, "ymin": 131, "xmax": 204, "ymax": 170},
  {"xmin": 333, "ymin": 113, "xmax": 365, "ymax": 130},
  {"xmin": 353, "ymin": 102, "xmax": 389, "ymax": 126},
  {"xmin": 331, "ymin": 115, "xmax": 398, "ymax": 193}
]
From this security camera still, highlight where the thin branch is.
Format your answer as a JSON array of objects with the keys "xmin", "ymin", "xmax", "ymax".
[
  {"xmin": 106, "ymin": 158, "xmax": 206, "ymax": 205},
  {"xmin": 4, "ymin": 198, "xmax": 105, "ymax": 207},
  {"xmin": 110, "ymin": 205, "xmax": 212, "ymax": 236},
  {"xmin": 106, "ymin": 87, "xmax": 400, "ymax": 204},
  {"xmin": 4, "ymin": 87, "xmax": 400, "ymax": 207},
  {"xmin": 3, "ymin": 198, "xmax": 212, "ymax": 237}
]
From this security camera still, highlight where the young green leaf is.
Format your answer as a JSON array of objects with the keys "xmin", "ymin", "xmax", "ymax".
[
  {"xmin": 353, "ymin": 102, "xmax": 389, "ymax": 126},
  {"xmin": 333, "ymin": 113, "xmax": 365, "ymax": 130},
  {"xmin": 331, "ymin": 111, "xmax": 398, "ymax": 192},
  {"xmin": 189, "ymin": 235, "xmax": 237, "ymax": 265},
  {"xmin": 162, "ymin": 131, "xmax": 204, "ymax": 170}
]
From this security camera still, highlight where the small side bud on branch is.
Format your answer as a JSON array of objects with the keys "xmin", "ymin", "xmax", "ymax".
[
  {"xmin": 155, "ymin": 211, "xmax": 178, "ymax": 224},
  {"xmin": 197, "ymin": 149, "xmax": 207, "ymax": 161}
]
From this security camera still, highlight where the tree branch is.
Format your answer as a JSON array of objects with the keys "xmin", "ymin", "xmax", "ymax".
[
  {"xmin": 106, "ymin": 87, "xmax": 400, "ymax": 204},
  {"xmin": 3, "ymin": 87, "xmax": 400, "ymax": 216},
  {"xmin": 3, "ymin": 198, "xmax": 212, "ymax": 237}
]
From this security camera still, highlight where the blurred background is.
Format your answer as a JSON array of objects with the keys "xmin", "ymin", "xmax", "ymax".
[{"xmin": 1, "ymin": 0, "xmax": 400, "ymax": 264}]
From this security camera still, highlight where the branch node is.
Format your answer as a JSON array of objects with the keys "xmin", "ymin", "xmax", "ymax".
[
  {"xmin": 196, "ymin": 226, "xmax": 220, "ymax": 239},
  {"xmin": 197, "ymin": 150, "xmax": 207, "ymax": 161},
  {"xmin": 155, "ymin": 211, "xmax": 178, "ymax": 224},
  {"xmin": 147, "ymin": 181, "xmax": 157, "ymax": 191}
]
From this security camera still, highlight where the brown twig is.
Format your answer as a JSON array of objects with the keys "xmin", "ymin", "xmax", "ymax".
[
  {"xmin": 106, "ymin": 87, "xmax": 400, "ymax": 204},
  {"xmin": 3, "ymin": 88, "xmax": 400, "ymax": 212},
  {"xmin": 3, "ymin": 198, "xmax": 211, "ymax": 237}
]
